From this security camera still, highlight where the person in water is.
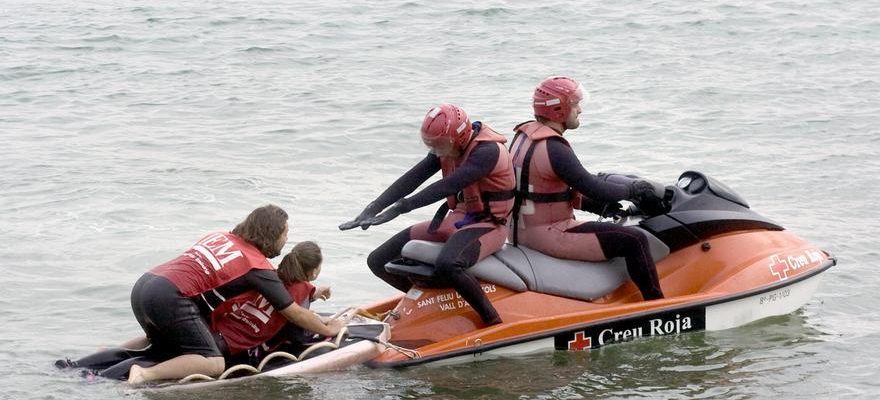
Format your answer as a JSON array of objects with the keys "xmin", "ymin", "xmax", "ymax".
[
  {"xmin": 508, "ymin": 76, "xmax": 666, "ymax": 301},
  {"xmin": 209, "ymin": 240, "xmax": 332, "ymax": 363},
  {"xmin": 127, "ymin": 205, "xmax": 344, "ymax": 384},
  {"xmin": 340, "ymin": 104, "xmax": 515, "ymax": 326},
  {"xmin": 57, "ymin": 241, "xmax": 335, "ymax": 380}
]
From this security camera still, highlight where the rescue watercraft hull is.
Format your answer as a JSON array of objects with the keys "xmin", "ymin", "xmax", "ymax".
[{"xmin": 363, "ymin": 171, "xmax": 835, "ymax": 367}]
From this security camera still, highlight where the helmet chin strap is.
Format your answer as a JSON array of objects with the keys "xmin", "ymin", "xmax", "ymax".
[
  {"xmin": 446, "ymin": 131, "xmax": 478, "ymax": 159},
  {"xmin": 462, "ymin": 130, "xmax": 478, "ymax": 149}
]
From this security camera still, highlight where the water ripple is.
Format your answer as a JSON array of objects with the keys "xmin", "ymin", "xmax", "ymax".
[{"xmin": 2, "ymin": 0, "xmax": 878, "ymax": 398}]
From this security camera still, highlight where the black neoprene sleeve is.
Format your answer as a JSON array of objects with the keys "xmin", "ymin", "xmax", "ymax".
[{"xmin": 546, "ymin": 138, "xmax": 632, "ymax": 202}]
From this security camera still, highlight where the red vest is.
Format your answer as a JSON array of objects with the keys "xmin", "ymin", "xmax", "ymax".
[
  {"xmin": 439, "ymin": 124, "xmax": 515, "ymax": 221},
  {"xmin": 210, "ymin": 281, "xmax": 315, "ymax": 355},
  {"xmin": 151, "ymin": 232, "xmax": 275, "ymax": 297},
  {"xmin": 509, "ymin": 121, "xmax": 582, "ymax": 229}
]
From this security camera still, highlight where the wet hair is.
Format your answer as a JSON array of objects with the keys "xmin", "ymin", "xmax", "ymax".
[
  {"xmin": 231, "ymin": 204, "xmax": 288, "ymax": 258},
  {"xmin": 277, "ymin": 241, "xmax": 323, "ymax": 283}
]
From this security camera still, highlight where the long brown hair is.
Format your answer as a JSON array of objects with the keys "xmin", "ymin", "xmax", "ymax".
[
  {"xmin": 231, "ymin": 204, "xmax": 288, "ymax": 258},
  {"xmin": 278, "ymin": 241, "xmax": 323, "ymax": 283}
]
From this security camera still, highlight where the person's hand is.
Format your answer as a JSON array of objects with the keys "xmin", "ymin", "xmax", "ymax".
[
  {"xmin": 323, "ymin": 318, "xmax": 346, "ymax": 337},
  {"xmin": 581, "ymin": 197, "xmax": 624, "ymax": 218},
  {"xmin": 631, "ymin": 179, "xmax": 669, "ymax": 215},
  {"xmin": 313, "ymin": 286, "xmax": 331, "ymax": 301},
  {"xmin": 631, "ymin": 180, "xmax": 665, "ymax": 202},
  {"xmin": 365, "ymin": 200, "xmax": 407, "ymax": 227},
  {"xmin": 339, "ymin": 203, "xmax": 381, "ymax": 231}
]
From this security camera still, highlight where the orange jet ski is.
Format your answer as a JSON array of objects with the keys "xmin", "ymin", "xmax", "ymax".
[{"xmin": 361, "ymin": 171, "xmax": 836, "ymax": 367}]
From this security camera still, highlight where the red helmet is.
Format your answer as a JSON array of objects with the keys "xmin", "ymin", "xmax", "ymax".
[
  {"xmin": 420, "ymin": 104, "xmax": 473, "ymax": 154},
  {"xmin": 533, "ymin": 76, "xmax": 584, "ymax": 123}
]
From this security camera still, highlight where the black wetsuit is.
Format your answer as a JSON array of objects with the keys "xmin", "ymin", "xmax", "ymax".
[
  {"xmin": 130, "ymin": 270, "xmax": 294, "ymax": 359},
  {"xmin": 64, "ymin": 272, "xmax": 301, "ymax": 380},
  {"xmin": 365, "ymin": 129, "xmax": 507, "ymax": 324},
  {"xmin": 544, "ymin": 138, "xmax": 632, "ymax": 201},
  {"xmin": 367, "ymin": 140, "xmax": 500, "ymax": 214}
]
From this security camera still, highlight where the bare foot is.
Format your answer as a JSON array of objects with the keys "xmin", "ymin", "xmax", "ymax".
[{"xmin": 127, "ymin": 364, "xmax": 146, "ymax": 385}]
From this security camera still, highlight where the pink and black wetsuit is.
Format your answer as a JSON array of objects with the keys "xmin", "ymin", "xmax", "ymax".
[{"xmin": 509, "ymin": 121, "xmax": 663, "ymax": 300}]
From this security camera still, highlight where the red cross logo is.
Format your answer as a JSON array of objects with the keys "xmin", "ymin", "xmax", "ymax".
[
  {"xmin": 768, "ymin": 255, "xmax": 790, "ymax": 281},
  {"xmin": 568, "ymin": 331, "xmax": 592, "ymax": 351}
]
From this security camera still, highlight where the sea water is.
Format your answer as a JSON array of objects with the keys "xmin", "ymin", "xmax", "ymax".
[{"xmin": 1, "ymin": 1, "xmax": 878, "ymax": 398}]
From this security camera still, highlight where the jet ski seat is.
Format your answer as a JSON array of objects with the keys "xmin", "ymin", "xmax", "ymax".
[{"xmin": 388, "ymin": 227, "xmax": 670, "ymax": 301}]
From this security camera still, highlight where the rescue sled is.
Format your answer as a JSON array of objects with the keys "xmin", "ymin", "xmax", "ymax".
[
  {"xmin": 361, "ymin": 170, "xmax": 836, "ymax": 367},
  {"xmin": 57, "ymin": 311, "xmax": 394, "ymax": 392}
]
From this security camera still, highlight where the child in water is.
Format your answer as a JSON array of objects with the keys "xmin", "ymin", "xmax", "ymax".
[{"xmin": 210, "ymin": 240, "xmax": 334, "ymax": 363}]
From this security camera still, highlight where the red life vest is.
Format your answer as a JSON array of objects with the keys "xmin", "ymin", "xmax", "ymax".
[
  {"xmin": 209, "ymin": 281, "xmax": 315, "ymax": 355},
  {"xmin": 439, "ymin": 123, "xmax": 516, "ymax": 223},
  {"xmin": 150, "ymin": 232, "xmax": 275, "ymax": 297},
  {"xmin": 509, "ymin": 121, "xmax": 584, "ymax": 243}
]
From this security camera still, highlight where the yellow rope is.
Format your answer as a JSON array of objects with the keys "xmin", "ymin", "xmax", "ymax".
[
  {"xmin": 175, "ymin": 310, "xmax": 387, "ymax": 385},
  {"xmin": 297, "ymin": 341, "xmax": 339, "ymax": 360},
  {"xmin": 176, "ymin": 373, "xmax": 215, "ymax": 383},
  {"xmin": 256, "ymin": 351, "xmax": 298, "ymax": 371},
  {"xmin": 217, "ymin": 364, "xmax": 260, "ymax": 379},
  {"xmin": 380, "ymin": 340, "xmax": 421, "ymax": 360}
]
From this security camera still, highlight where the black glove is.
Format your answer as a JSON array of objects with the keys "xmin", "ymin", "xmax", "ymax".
[
  {"xmin": 339, "ymin": 202, "xmax": 382, "ymax": 231},
  {"xmin": 581, "ymin": 197, "xmax": 624, "ymax": 218},
  {"xmin": 631, "ymin": 180, "xmax": 664, "ymax": 202},
  {"xmin": 365, "ymin": 200, "xmax": 409, "ymax": 227},
  {"xmin": 630, "ymin": 180, "xmax": 669, "ymax": 216}
]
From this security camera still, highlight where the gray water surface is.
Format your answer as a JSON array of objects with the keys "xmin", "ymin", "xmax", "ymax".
[{"xmin": 2, "ymin": 1, "xmax": 878, "ymax": 399}]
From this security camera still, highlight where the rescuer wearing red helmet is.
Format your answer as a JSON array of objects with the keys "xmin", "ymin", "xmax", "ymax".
[
  {"xmin": 508, "ymin": 76, "xmax": 666, "ymax": 301},
  {"xmin": 340, "ymin": 104, "xmax": 515, "ymax": 326}
]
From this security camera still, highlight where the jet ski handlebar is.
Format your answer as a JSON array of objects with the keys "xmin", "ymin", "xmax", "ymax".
[{"xmin": 594, "ymin": 173, "xmax": 674, "ymax": 218}]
